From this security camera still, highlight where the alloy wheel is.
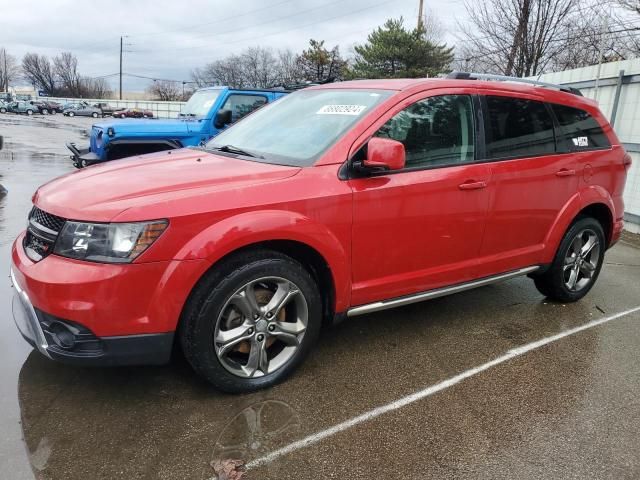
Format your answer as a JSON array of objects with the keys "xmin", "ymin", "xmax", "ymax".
[
  {"xmin": 563, "ymin": 228, "xmax": 601, "ymax": 292},
  {"xmin": 214, "ymin": 276, "xmax": 308, "ymax": 378}
]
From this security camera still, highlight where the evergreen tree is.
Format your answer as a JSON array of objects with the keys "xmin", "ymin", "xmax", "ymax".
[{"xmin": 350, "ymin": 18, "xmax": 453, "ymax": 79}]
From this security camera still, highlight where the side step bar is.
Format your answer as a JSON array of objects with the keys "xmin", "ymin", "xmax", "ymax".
[{"xmin": 347, "ymin": 266, "xmax": 540, "ymax": 317}]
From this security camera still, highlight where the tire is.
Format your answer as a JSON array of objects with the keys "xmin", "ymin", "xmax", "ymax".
[
  {"xmin": 50, "ymin": 110, "xmax": 56, "ymax": 115},
  {"xmin": 120, "ymin": 114, "xmax": 126, "ymax": 118},
  {"xmin": 533, "ymin": 217, "xmax": 605, "ymax": 302},
  {"xmin": 26, "ymin": 109, "xmax": 33, "ymax": 116},
  {"xmin": 41, "ymin": 109, "xmax": 49, "ymax": 115},
  {"xmin": 92, "ymin": 112, "xmax": 98, "ymax": 118},
  {"xmin": 180, "ymin": 249, "xmax": 322, "ymax": 393},
  {"xmin": 0, "ymin": 108, "xmax": 6, "ymax": 113},
  {"xmin": 68, "ymin": 111, "xmax": 75, "ymax": 117}
]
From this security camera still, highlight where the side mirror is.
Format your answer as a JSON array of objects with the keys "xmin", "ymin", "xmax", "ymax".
[
  {"xmin": 214, "ymin": 109, "xmax": 233, "ymax": 129},
  {"xmin": 363, "ymin": 137, "xmax": 405, "ymax": 171}
]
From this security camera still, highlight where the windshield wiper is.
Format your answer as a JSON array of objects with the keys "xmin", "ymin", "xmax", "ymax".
[{"xmin": 214, "ymin": 145, "xmax": 263, "ymax": 158}]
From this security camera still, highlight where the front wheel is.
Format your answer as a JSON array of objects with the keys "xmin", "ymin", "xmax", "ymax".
[
  {"xmin": 533, "ymin": 217, "xmax": 605, "ymax": 302},
  {"xmin": 26, "ymin": 109, "xmax": 33, "ymax": 115},
  {"xmin": 92, "ymin": 112, "xmax": 98, "ymax": 118},
  {"xmin": 180, "ymin": 250, "xmax": 322, "ymax": 393},
  {"xmin": 68, "ymin": 111, "xmax": 75, "ymax": 117}
]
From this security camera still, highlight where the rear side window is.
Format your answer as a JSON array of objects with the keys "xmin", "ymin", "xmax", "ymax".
[
  {"xmin": 485, "ymin": 96, "xmax": 555, "ymax": 159},
  {"xmin": 550, "ymin": 104, "xmax": 610, "ymax": 151}
]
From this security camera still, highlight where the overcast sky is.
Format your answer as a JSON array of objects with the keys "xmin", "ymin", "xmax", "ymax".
[{"xmin": 0, "ymin": 0, "xmax": 467, "ymax": 91}]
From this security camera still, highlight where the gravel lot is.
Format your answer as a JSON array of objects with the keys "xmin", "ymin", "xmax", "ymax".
[{"xmin": 1, "ymin": 114, "xmax": 640, "ymax": 480}]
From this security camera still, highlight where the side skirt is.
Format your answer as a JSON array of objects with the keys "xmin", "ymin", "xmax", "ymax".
[{"xmin": 347, "ymin": 266, "xmax": 540, "ymax": 318}]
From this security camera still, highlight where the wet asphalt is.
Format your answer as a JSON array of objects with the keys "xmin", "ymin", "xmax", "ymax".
[{"xmin": 1, "ymin": 113, "xmax": 640, "ymax": 480}]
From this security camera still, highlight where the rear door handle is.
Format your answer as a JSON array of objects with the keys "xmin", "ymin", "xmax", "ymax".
[
  {"xmin": 458, "ymin": 181, "xmax": 487, "ymax": 191},
  {"xmin": 556, "ymin": 169, "xmax": 576, "ymax": 177}
]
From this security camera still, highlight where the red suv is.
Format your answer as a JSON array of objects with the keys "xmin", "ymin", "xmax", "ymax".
[{"xmin": 11, "ymin": 74, "xmax": 631, "ymax": 392}]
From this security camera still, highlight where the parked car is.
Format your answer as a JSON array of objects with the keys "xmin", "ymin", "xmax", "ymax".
[
  {"xmin": 63, "ymin": 103, "xmax": 103, "ymax": 118},
  {"xmin": 67, "ymin": 87, "xmax": 287, "ymax": 168},
  {"xmin": 93, "ymin": 102, "xmax": 117, "ymax": 117},
  {"xmin": 11, "ymin": 74, "xmax": 631, "ymax": 392},
  {"xmin": 30, "ymin": 100, "xmax": 63, "ymax": 115},
  {"xmin": 0, "ymin": 100, "xmax": 8, "ymax": 113},
  {"xmin": 8, "ymin": 101, "xmax": 38, "ymax": 115},
  {"xmin": 112, "ymin": 108, "xmax": 154, "ymax": 119}
]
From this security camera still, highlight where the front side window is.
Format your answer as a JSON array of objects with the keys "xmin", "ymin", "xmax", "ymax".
[
  {"xmin": 206, "ymin": 89, "xmax": 392, "ymax": 167},
  {"xmin": 221, "ymin": 94, "xmax": 267, "ymax": 123},
  {"xmin": 551, "ymin": 104, "xmax": 610, "ymax": 151},
  {"xmin": 375, "ymin": 95, "xmax": 475, "ymax": 169},
  {"xmin": 485, "ymin": 96, "xmax": 555, "ymax": 159}
]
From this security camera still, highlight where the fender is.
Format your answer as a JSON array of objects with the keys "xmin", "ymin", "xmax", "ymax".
[
  {"xmin": 174, "ymin": 210, "xmax": 351, "ymax": 312},
  {"xmin": 543, "ymin": 185, "xmax": 614, "ymax": 262}
]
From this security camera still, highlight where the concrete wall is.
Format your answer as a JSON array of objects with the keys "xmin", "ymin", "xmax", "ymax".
[
  {"xmin": 39, "ymin": 96, "xmax": 187, "ymax": 119},
  {"xmin": 533, "ymin": 59, "xmax": 640, "ymax": 233}
]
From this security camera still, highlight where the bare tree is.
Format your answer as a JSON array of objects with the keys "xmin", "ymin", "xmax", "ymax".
[
  {"xmin": 458, "ymin": 0, "xmax": 579, "ymax": 76},
  {"xmin": 616, "ymin": 0, "xmax": 640, "ymax": 14},
  {"xmin": 0, "ymin": 48, "xmax": 20, "ymax": 92},
  {"xmin": 22, "ymin": 53, "xmax": 57, "ymax": 95},
  {"xmin": 146, "ymin": 80, "xmax": 181, "ymax": 101},
  {"xmin": 53, "ymin": 52, "xmax": 82, "ymax": 96},
  {"xmin": 276, "ymin": 49, "xmax": 304, "ymax": 86},
  {"xmin": 82, "ymin": 77, "xmax": 112, "ymax": 98},
  {"xmin": 241, "ymin": 47, "xmax": 280, "ymax": 88},
  {"xmin": 192, "ymin": 54, "xmax": 247, "ymax": 88}
]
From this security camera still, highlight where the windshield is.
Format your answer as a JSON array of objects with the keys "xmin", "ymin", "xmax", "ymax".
[
  {"xmin": 205, "ymin": 89, "xmax": 392, "ymax": 166},
  {"xmin": 181, "ymin": 89, "xmax": 222, "ymax": 117}
]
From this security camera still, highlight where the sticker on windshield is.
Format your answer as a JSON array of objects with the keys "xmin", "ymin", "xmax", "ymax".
[{"xmin": 317, "ymin": 105, "xmax": 367, "ymax": 115}]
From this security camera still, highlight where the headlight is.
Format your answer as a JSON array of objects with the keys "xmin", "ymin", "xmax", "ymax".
[{"xmin": 54, "ymin": 220, "xmax": 168, "ymax": 263}]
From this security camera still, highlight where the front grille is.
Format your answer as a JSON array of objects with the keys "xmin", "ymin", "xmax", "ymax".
[
  {"xmin": 24, "ymin": 207, "xmax": 67, "ymax": 262},
  {"xmin": 29, "ymin": 206, "xmax": 66, "ymax": 233}
]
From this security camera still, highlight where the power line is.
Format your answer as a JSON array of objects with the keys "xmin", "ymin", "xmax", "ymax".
[{"xmin": 154, "ymin": 0, "xmax": 406, "ymax": 53}]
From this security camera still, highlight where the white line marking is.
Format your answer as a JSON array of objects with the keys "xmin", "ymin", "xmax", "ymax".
[{"xmin": 247, "ymin": 305, "xmax": 640, "ymax": 469}]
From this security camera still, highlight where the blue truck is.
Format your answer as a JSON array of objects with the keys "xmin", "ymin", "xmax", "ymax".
[{"xmin": 67, "ymin": 87, "xmax": 288, "ymax": 168}]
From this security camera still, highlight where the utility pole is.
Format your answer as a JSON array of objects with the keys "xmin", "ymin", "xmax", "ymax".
[
  {"xmin": 417, "ymin": 0, "xmax": 424, "ymax": 29},
  {"xmin": 119, "ymin": 36, "xmax": 123, "ymax": 100},
  {"xmin": 2, "ymin": 49, "xmax": 7, "ymax": 93}
]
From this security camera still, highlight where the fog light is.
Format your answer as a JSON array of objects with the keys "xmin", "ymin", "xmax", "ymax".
[{"xmin": 49, "ymin": 322, "xmax": 76, "ymax": 349}]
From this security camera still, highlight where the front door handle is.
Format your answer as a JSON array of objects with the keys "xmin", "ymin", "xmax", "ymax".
[
  {"xmin": 458, "ymin": 180, "xmax": 487, "ymax": 190},
  {"xmin": 556, "ymin": 169, "xmax": 576, "ymax": 177}
]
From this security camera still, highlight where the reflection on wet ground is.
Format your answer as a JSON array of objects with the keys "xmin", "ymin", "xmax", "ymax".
[{"xmin": 2, "ymin": 116, "xmax": 640, "ymax": 479}]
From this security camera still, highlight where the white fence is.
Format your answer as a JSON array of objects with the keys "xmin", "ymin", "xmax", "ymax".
[
  {"xmin": 38, "ymin": 96, "xmax": 187, "ymax": 119},
  {"xmin": 534, "ymin": 58, "xmax": 640, "ymax": 234}
]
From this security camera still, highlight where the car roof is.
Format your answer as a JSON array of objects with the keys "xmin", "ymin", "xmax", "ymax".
[{"xmin": 309, "ymin": 78, "xmax": 598, "ymax": 109}]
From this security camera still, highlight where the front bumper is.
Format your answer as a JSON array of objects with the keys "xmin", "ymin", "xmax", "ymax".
[
  {"xmin": 11, "ymin": 267, "xmax": 173, "ymax": 366},
  {"xmin": 11, "ymin": 233, "xmax": 209, "ymax": 366},
  {"xmin": 66, "ymin": 142, "xmax": 101, "ymax": 168}
]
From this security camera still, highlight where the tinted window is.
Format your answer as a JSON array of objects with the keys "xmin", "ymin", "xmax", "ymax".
[
  {"xmin": 375, "ymin": 95, "xmax": 475, "ymax": 168},
  {"xmin": 485, "ymin": 96, "xmax": 555, "ymax": 159},
  {"xmin": 222, "ymin": 94, "xmax": 268, "ymax": 123},
  {"xmin": 551, "ymin": 104, "xmax": 610, "ymax": 151}
]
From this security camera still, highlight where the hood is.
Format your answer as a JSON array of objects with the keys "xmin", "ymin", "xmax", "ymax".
[
  {"xmin": 34, "ymin": 148, "xmax": 301, "ymax": 222},
  {"xmin": 94, "ymin": 118, "xmax": 203, "ymax": 136}
]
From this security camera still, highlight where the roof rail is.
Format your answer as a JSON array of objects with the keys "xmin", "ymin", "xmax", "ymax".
[{"xmin": 446, "ymin": 71, "xmax": 583, "ymax": 96}]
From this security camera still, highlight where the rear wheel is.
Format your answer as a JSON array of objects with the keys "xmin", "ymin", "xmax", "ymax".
[
  {"xmin": 0, "ymin": 107, "xmax": 6, "ymax": 113},
  {"xmin": 68, "ymin": 111, "xmax": 75, "ymax": 117},
  {"xmin": 533, "ymin": 217, "xmax": 605, "ymax": 302},
  {"xmin": 92, "ymin": 112, "xmax": 99, "ymax": 118},
  {"xmin": 26, "ymin": 109, "xmax": 33, "ymax": 115},
  {"xmin": 41, "ymin": 108, "xmax": 49, "ymax": 115},
  {"xmin": 180, "ymin": 250, "xmax": 322, "ymax": 393}
]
